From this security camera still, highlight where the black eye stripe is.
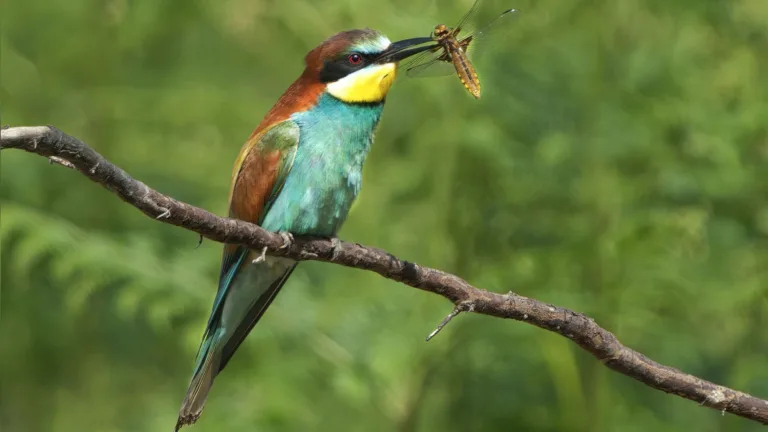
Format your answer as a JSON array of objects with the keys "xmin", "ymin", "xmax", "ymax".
[{"xmin": 318, "ymin": 52, "xmax": 372, "ymax": 83}]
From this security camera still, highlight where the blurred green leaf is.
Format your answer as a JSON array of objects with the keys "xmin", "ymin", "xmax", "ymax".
[{"xmin": 2, "ymin": 0, "xmax": 767, "ymax": 431}]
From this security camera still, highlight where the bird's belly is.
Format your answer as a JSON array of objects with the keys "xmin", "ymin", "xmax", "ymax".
[{"xmin": 259, "ymin": 166, "xmax": 362, "ymax": 237}]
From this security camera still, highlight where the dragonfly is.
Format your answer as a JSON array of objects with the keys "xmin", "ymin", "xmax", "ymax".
[{"xmin": 400, "ymin": 0, "xmax": 518, "ymax": 99}]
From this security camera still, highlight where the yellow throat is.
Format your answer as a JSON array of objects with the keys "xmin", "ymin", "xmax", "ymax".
[{"xmin": 326, "ymin": 63, "xmax": 397, "ymax": 103}]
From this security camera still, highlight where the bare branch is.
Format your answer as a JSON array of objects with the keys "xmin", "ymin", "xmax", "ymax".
[{"xmin": 2, "ymin": 125, "xmax": 767, "ymax": 425}]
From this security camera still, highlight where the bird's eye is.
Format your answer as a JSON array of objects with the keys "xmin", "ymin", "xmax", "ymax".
[{"xmin": 348, "ymin": 53, "xmax": 363, "ymax": 65}]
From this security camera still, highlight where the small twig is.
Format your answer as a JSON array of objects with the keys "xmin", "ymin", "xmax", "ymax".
[
  {"xmin": 48, "ymin": 156, "xmax": 76, "ymax": 170},
  {"xmin": 426, "ymin": 301, "xmax": 475, "ymax": 341},
  {"xmin": 195, "ymin": 234, "xmax": 204, "ymax": 249}
]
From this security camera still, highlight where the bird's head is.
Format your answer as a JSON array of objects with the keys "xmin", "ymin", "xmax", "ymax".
[{"xmin": 304, "ymin": 29, "xmax": 433, "ymax": 103}]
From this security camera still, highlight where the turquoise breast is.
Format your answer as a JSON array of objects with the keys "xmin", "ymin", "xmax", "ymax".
[{"xmin": 259, "ymin": 93, "xmax": 384, "ymax": 236}]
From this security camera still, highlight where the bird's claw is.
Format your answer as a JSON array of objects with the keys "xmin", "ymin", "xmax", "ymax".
[
  {"xmin": 252, "ymin": 246, "xmax": 268, "ymax": 264},
  {"xmin": 278, "ymin": 231, "xmax": 294, "ymax": 250}
]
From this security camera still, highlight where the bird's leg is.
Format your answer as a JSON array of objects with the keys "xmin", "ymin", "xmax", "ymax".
[
  {"xmin": 252, "ymin": 246, "xmax": 268, "ymax": 264},
  {"xmin": 277, "ymin": 231, "xmax": 294, "ymax": 250}
]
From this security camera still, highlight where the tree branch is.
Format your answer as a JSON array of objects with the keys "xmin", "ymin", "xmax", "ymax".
[{"xmin": 2, "ymin": 125, "xmax": 767, "ymax": 424}]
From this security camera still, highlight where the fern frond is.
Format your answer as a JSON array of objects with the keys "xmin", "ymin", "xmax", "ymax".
[{"xmin": 1, "ymin": 203, "xmax": 216, "ymax": 329}]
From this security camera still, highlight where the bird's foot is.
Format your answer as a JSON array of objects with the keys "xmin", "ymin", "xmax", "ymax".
[
  {"xmin": 329, "ymin": 237, "xmax": 342, "ymax": 261},
  {"xmin": 278, "ymin": 231, "xmax": 294, "ymax": 250},
  {"xmin": 156, "ymin": 207, "xmax": 171, "ymax": 219},
  {"xmin": 252, "ymin": 246, "xmax": 268, "ymax": 264}
]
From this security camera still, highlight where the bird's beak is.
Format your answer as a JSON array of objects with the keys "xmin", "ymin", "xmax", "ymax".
[{"xmin": 374, "ymin": 37, "xmax": 437, "ymax": 64}]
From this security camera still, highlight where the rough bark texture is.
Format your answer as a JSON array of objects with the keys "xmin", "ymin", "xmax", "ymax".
[{"xmin": 3, "ymin": 125, "xmax": 767, "ymax": 424}]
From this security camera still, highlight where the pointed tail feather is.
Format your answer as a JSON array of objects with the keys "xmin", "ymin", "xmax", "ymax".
[
  {"xmin": 175, "ymin": 255, "xmax": 296, "ymax": 430},
  {"xmin": 175, "ymin": 328, "xmax": 224, "ymax": 431}
]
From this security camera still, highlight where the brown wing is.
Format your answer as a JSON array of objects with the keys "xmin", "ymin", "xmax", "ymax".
[
  {"xmin": 228, "ymin": 121, "xmax": 300, "ymax": 222},
  {"xmin": 218, "ymin": 120, "xmax": 299, "ymax": 286}
]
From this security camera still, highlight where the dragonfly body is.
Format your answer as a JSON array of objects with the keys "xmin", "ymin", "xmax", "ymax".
[
  {"xmin": 432, "ymin": 24, "xmax": 481, "ymax": 98},
  {"xmin": 402, "ymin": 1, "xmax": 517, "ymax": 99}
]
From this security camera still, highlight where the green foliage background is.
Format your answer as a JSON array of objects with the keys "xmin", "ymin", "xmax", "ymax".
[{"xmin": 2, "ymin": 0, "xmax": 768, "ymax": 430}]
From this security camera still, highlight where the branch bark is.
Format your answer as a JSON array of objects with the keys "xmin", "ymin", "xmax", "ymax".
[{"xmin": 2, "ymin": 125, "xmax": 767, "ymax": 424}]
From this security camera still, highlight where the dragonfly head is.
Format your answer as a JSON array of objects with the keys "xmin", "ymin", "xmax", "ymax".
[{"xmin": 432, "ymin": 24, "xmax": 452, "ymax": 40}]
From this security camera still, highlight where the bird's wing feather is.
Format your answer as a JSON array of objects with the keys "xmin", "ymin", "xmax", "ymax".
[
  {"xmin": 206, "ymin": 120, "xmax": 300, "ymax": 333},
  {"xmin": 218, "ymin": 262, "xmax": 296, "ymax": 370}
]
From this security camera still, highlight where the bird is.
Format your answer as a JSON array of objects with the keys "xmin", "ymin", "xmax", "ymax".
[{"xmin": 175, "ymin": 28, "xmax": 433, "ymax": 430}]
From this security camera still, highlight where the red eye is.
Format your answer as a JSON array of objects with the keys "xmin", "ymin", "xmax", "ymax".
[{"xmin": 348, "ymin": 54, "xmax": 362, "ymax": 65}]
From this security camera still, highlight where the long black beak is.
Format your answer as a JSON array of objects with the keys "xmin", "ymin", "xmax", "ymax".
[{"xmin": 374, "ymin": 37, "xmax": 437, "ymax": 64}]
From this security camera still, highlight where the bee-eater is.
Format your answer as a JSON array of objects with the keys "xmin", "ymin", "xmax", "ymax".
[{"xmin": 175, "ymin": 29, "xmax": 433, "ymax": 430}]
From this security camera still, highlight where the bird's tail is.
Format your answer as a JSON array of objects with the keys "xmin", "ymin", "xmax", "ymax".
[
  {"xmin": 175, "ymin": 327, "xmax": 225, "ymax": 431},
  {"xmin": 174, "ymin": 250, "xmax": 296, "ymax": 431}
]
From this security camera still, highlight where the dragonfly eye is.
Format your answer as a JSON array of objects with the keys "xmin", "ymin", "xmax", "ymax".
[{"xmin": 348, "ymin": 53, "xmax": 363, "ymax": 65}]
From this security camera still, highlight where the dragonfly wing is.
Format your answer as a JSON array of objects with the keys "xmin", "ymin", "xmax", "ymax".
[
  {"xmin": 452, "ymin": 0, "xmax": 482, "ymax": 34},
  {"xmin": 461, "ymin": 8, "xmax": 518, "ymax": 61},
  {"xmin": 401, "ymin": 47, "xmax": 456, "ymax": 78},
  {"xmin": 405, "ymin": 57, "xmax": 458, "ymax": 78}
]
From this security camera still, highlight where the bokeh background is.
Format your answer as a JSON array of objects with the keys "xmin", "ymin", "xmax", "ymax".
[{"xmin": 2, "ymin": 0, "xmax": 768, "ymax": 431}]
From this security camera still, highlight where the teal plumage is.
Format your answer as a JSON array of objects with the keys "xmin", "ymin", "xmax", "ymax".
[
  {"xmin": 175, "ymin": 28, "xmax": 434, "ymax": 430},
  {"xmin": 264, "ymin": 94, "xmax": 383, "ymax": 235}
]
